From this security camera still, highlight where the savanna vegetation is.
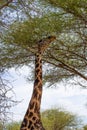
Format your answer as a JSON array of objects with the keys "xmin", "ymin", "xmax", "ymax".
[{"xmin": 1, "ymin": 108, "xmax": 87, "ymax": 130}]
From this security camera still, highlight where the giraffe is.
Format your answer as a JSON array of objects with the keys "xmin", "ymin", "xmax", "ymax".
[{"xmin": 20, "ymin": 36, "xmax": 56, "ymax": 130}]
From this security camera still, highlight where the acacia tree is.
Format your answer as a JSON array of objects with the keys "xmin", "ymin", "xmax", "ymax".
[
  {"xmin": 42, "ymin": 109, "xmax": 82, "ymax": 130},
  {"xmin": 0, "ymin": 0, "xmax": 87, "ymax": 86}
]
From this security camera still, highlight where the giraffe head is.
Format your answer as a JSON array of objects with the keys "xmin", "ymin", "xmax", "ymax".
[{"xmin": 38, "ymin": 36, "xmax": 56, "ymax": 54}]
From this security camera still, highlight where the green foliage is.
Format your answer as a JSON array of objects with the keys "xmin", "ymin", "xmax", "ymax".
[
  {"xmin": 41, "ymin": 0, "xmax": 87, "ymax": 10},
  {"xmin": 6, "ymin": 122, "xmax": 20, "ymax": 130},
  {"xmin": 5, "ymin": 109, "xmax": 82, "ymax": 130},
  {"xmin": 41, "ymin": 108, "xmax": 81, "ymax": 130},
  {"xmin": 2, "ymin": 13, "xmax": 64, "ymax": 48},
  {"xmin": 0, "ymin": 122, "xmax": 3, "ymax": 130},
  {"xmin": 0, "ymin": 0, "xmax": 87, "ymax": 82},
  {"xmin": 0, "ymin": 0, "xmax": 6, "ymax": 5},
  {"xmin": 83, "ymin": 125, "xmax": 87, "ymax": 130}
]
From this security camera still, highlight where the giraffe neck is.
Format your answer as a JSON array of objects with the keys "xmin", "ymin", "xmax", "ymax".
[
  {"xmin": 20, "ymin": 36, "xmax": 56, "ymax": 130},
  {"xmin": 30, "ymin": 53, "xmax": 42, "ymax": 114},
  {"xmin": 20, "ymin": 52, "xmax": 45, "ymax": 130}
]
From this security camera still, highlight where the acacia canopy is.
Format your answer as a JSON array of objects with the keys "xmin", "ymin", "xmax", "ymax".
[{"xmin": 0, "ymin": 0, "xmax": 87, "ymax": 85}]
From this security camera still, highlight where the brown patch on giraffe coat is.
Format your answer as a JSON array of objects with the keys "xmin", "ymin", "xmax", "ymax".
[
  {"xmin": 29, "ymin": 101, "xmax": 34, "ymax": 110},
  {"xmin": 28, "ymin": 120, "xmax": 32, "ymax": 129}
]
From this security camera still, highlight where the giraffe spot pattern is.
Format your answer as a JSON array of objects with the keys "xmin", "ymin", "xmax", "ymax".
[
  {"xmin": 28, "ymin": 120, "xmax": 32, "ymax": 129},
  {"xmin": 29, "ymin": 112, "xmax": 33, "ymax": 118},
  {"xmin": 20, "ymin": 36, "xmax": 56, "ymax": 130},
  {"xmin": 34, "ymin": 78, "xmax": 39, "ymax": 85},
  {"xmin": 36, "ymin": 63, "xmax": 39, "ymax": 69},
  {"xmin": 29, "ymin": 102, "xmax": 34, "ymax": 110},
  {"xmin": 31, "ymin": 126, "xmax": 34, "ymax": 130},
  {"xmin": 33, "ymin": 88, "xmax": 38, "ymax": 99},
  {"xmin": 32, "ymin": 116, "xmax": 36, "ymax": 120}
]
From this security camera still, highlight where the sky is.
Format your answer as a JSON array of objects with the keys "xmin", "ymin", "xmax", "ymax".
[{"xmin": 3, "ymin": 66, "xmax": 87, "ymax": 124}]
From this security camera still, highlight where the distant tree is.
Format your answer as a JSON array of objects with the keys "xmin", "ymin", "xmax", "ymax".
[
  {"xmin": 0, "ymin": 71, "xmax": 17, "ymax": 123},
  {"xmin": 41, "ymin": 108, "xmax": 81, "ymax": 130}
]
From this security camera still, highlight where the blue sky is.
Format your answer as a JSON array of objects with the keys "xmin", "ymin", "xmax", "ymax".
[{"xmin": 4, "ymin": 66, "xmax": 87, "ymax": 124}]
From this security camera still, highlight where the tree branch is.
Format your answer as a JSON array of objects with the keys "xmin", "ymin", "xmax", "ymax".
[
  {"xmin": 43, "ymin": 55, "xmax": 87, "ymax": 81},
  {"xmin": 0, "ymin": 0, "xmax": 13, "ymax": 10}
]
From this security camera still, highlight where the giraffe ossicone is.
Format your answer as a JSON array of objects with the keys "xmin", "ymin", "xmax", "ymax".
[{"xmin": 20, "ymin": 36, "xmax": 56, "ymax": 130}]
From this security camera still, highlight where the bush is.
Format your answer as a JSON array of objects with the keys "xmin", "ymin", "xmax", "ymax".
[{"xmin": 41, "ymin": 108, "xmax": 81, "ymax": 130}]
